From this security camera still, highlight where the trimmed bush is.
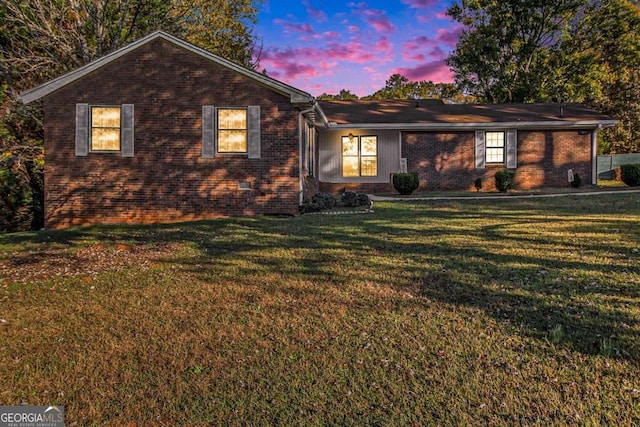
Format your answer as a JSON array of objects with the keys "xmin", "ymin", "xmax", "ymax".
[
  {"xmin": 571, "ymin": 173, "xmax": 582, "ymax": 188},
  {"xmin": 341, "ymin": 191, "xmax": 371, "ymax": 208},
  {"xmin": 495, "ymin": 169, "xmax": 515, "ymax": 193},
  {"xmin": 356, "ymin": 193, "xmax": 371, "ymax": 207},
  {"xmin": 393, "ymin": 172, "xmax": 419, "ymax": 195},
  {"xmin": 300, "ymin": 192, "xmax": 336, "ymax": 213},
  {"xmin": 474, "ymin": 178, "xmax": 482, "ymax": 192},
  {"xmin": 620, "ymin": 163, "xmax": 640, "ymax": 186},
  {"xmin": 341, "ymin": 191, "xmax": 358, "ymax": 207}
]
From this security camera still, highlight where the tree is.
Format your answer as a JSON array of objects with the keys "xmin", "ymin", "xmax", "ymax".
[
  {"xmin": 171, "ymin": 0, "xmax": 263, "ymax": 69},
  {"xmin": 0, "ymin": 0, "xmax": 263, "ymax": 97},
  {"xmin": 557, "ymin": 0, "xmax": 640, "ymax": 153},
  {"xmin": 317, "ymin": 89, "xmax": 359, "ymax": 100},
  {"xmin": 363, "ymin": 74, "xmax": 467, "ymax": 101},
  {"xmin": 446, "ymin": 0, "xmax": 585, "ymax": 103}
]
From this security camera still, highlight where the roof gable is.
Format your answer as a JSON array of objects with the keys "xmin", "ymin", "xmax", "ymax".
[{"xmin": 20, "ymin": 31, "xmax": 313, "ymax": 106}]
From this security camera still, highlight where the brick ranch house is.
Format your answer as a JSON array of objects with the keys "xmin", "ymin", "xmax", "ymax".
[{"xmin": 20, "ymin": 32, "xmax": 616, "ymax": 228}]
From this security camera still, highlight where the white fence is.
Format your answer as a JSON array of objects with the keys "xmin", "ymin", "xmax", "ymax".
[{"xmin": 597, "ymin": 153, "xmax": 640, "ymax": 179}]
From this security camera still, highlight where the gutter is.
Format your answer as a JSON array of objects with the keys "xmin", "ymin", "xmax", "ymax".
[{"xmin": 325, "ymin": 120, "xmax": 618, "ymax": 131}]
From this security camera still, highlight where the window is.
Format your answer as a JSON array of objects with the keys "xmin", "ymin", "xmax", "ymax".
[
  {"xmin": 342, "ymin": 135, "xmax": 378, "ymax": 177},
  {"xmin": 485, "ymin": 131, "xmax": 505, "ymax": 163},
  {"xmin": 91, "ymin": 106, "xmax": 121, "ymax": 151},
  {"xmin": 218, "ymin": 108, "xmax": 247, "ymax": 153}
]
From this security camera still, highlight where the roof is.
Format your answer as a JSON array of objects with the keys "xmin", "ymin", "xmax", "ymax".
[
  {"xmin": 20, "ymin": 31, "xmax": 314, "ymax": 106},
  {"xmin": 318, "ymin": 99, "xmax": 617, "ymax": 130}
]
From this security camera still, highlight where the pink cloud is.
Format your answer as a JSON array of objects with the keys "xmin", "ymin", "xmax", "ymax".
[
  {"xmin": 402, "ymin": 36, "xmax": 438, "ymax": 62},
  {"xmin": 360, "ymin": 9, "xmax": 396, "ymax": 34},
  {"xmin": 302, "ymin": 0, "xmax": 328, "ymax": 22},
  {"xmin": 404, "ymin": 52, "xmax": 426, "ymax": 62},
  {"xmin": 375, "ymin": 37, "xmax": 393, "ymax": 55},
  {"xmin": 392, "ymin": 61, "xmax": 454, "ymax": 82},
  {"xmin": 274, "ymin": 18, "xmax": 316, "ymax": 35},
  {"xmin": 348, "ymin": 25, "xmax": 360, "ymax": 33},
  {"xmin": 429, "ymin": 46, "xmax": 446, "ymax": 59},
  {"xmin": 319, "ymin": 60, "xmax": 337, "ymax": 71},
  {"xmin": 437, "ymin": 26, "xmax": 462, "ymax": 47},
  {"xmin": 321, "ymin": 31, "xmax": 340, "ymax": 40},
  {"xmin": 401, "ymin": 0, "xmax": 440, "ymax": 7},
  {"xmin": 260, "ymin": 38, "xmax": 390, "ymax": 82}
]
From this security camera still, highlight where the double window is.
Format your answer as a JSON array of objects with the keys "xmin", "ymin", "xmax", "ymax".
[
  {"xmin": 475, "ymin": 130, "xmax": 517, "ymax": 169},
  {"xmin": 91, "ymin": 106, "xmax": 121, "ymax": 151},
  {"xmin": 342, "ymin": 135, "xmax": 378, "ymax": 177},
  {"xmin": 75, "ymin": 103, "xmax": 133, "ymax": 157},
  {"xmin": 485, "ymin": 131, "xmax": 505, "ymax": 164},
  {"xmin": 217, "ymin": 108, "xmax": 247, "ymax": 153},
  {"xmin": 202, "ymin": 105, "xmax": 260, "ymax": 158}
]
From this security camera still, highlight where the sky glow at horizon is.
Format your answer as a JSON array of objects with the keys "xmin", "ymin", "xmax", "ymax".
[{"xmin": 256, "ymin": 0, "xmax": 461, "ymax": 97}]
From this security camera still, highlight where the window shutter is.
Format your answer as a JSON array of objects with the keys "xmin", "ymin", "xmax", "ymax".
[
  {"xmin": 506, "ymin": 130, "xmax": 517, "ymax": 168},
  {"xmin": 75, "ymin": 103, "xmax": 89, "ymax": 156},
  {"xmin": 202, "ymin": 106, "xmax": 215, "ymax": 158},
  {"xmin": 247, "ymin": 105, "xmax": 261, "ymax": 159},
  {"xmin": 121, "ymin": 104, "xmax": 134, "ymax": 157},
  {"xmin": 474, "ymin": 131, "xmax": 485, "ymax": 169}
]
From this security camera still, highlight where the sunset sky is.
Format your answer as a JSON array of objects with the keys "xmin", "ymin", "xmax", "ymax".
[{"xmin": 256, "ymin": 0, "xmax": 462, "ymax": 97}]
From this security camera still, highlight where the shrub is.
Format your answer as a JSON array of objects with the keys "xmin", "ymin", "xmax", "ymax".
[
  {"xmin": 341, "ymin": 191, "xmax": 358, "ymax": 207},
  {"xmin": 495, "ymin": 169, "xmax": 515, "ymax": 193},
  {"xmin": 620, "ymin": 163, "xmax": 640, "ymax": 186},
  {"xmin": 0, "ymin": 166, "xmax": 33, "ymax": 232},
  {"xmin": 393, "ymin": 172, "xmax": 419, "ymax": 195},
  {"xmin": 474, "ymin": 178, "xmax": 482, "ymax": 192},
  {"xmin": 300, "ymin": 192, "xmax": 336, "ymax": 213},
  {"xmin": 570, "ymin": 173, "xmax": 582, "ymax": 188},
  {"xmin": 356, "ymin": 193, "xmax": 371, "ymax": 207}
]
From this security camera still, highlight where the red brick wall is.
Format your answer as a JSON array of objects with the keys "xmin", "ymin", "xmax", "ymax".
[
  {"xmin": 401, "ymin": 130, "xmax": 592, "ymax": 192},
  {"xmin": 319, "ymin": 182, "xmax": 395, "ymax": 194},
  {"xmin": 43, "ymin": 39, "xmax": 301, "ymax": 229}
]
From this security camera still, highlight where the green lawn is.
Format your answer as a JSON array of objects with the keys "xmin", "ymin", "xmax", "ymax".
[{"xmin": 1, "ymin": 193, "xmax": 639, "ymax": 425}]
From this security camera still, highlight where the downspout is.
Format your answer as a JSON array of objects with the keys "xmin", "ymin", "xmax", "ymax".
[
  {"xmin": 591, "ymin": 124, "xmax": 601, "ymax": 185},
  {"xmin": 298, "ymin": 104, "xmax": 316, "ymax": 205}
]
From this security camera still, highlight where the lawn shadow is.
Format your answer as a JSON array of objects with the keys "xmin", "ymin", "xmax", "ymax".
[{"xmin": 1, "ymin": 194, "xmax": 638, "ymax": 360}]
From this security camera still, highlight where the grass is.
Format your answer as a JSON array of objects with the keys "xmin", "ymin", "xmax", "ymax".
[
  {"xmin": 1, "ymin": 193, "xmax": 639, "ymax": 425},
  {"xmin": 374, "ymin": 181, "xmax": 633, "ymax": 198}
]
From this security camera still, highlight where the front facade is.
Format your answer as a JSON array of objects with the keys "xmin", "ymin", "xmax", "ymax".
[
  {"xmin": 317, "ymin": 100, "xmax": 615, "ymax": 194},
  {"xmin": 21, "ymin": 32, "xmax": 615, "ymax": 229}
]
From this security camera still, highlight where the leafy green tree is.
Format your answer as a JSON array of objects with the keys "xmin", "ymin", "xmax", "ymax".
[
  {"xmin": 317, "ymin": 89, "xmax": 359, "ymax": 100},
  {"xmin": 557, "ymin": 0, "xmax": 640, "ymax": 153},
  {"xmin": 446, "ymin": 0, "xmax": 585, "ymax": 103},
  {"xmin": 363, "ymin": 74, "xmax": 467, "ymax": 101},
  {"xmin": 172, "ymin": 0, "xmax": 263, "ymax": 69}
]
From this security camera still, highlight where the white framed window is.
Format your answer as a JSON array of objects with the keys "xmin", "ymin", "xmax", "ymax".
[
  {"xmin": 217, "ymin": 108, "xmax": 247, "ymax": 153},
  {"xmin": 342, "ymin": 135, "xmax": 378, "ymax": 177},
  {"xmin": 485, "ymin": 131, "xmax": 505, "ymax": 164},
  {"xmin": 91, "ymin": 106, "xmax": 121, "ymax": 151}
]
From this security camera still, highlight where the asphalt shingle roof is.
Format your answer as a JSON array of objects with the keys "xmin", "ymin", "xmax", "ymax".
[{"xmin": 318, "ymin": 99, "xmax": 614, "ymax": 125}]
